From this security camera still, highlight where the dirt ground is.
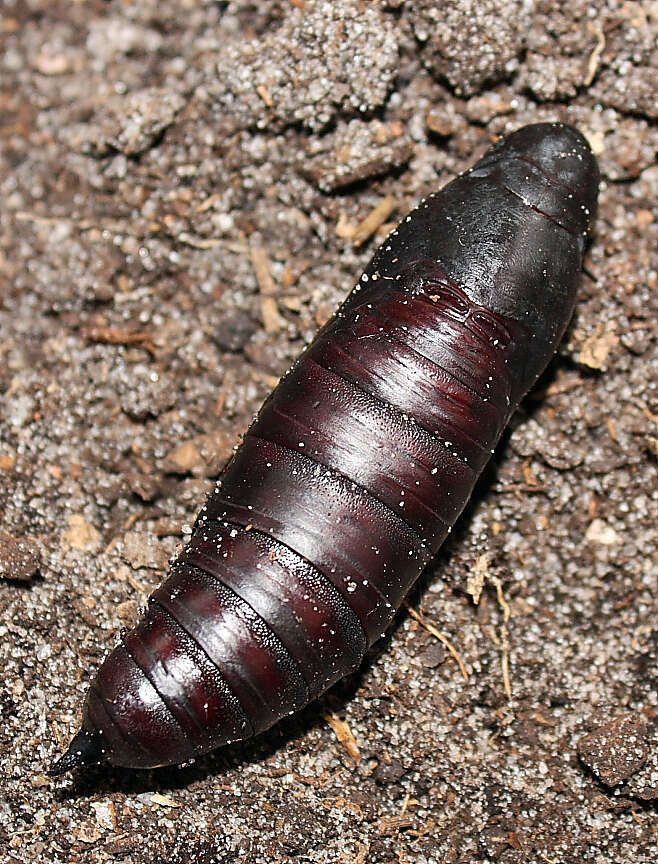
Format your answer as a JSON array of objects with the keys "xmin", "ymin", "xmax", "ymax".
[{"xmin": 1, "ymin": 1, "xmax": 657, "ymax": 862}]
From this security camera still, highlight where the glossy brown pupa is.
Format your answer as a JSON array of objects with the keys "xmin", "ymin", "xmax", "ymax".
[{"xmin": 51, "ymin": 122, "xmax": 599, "ymax": 775}]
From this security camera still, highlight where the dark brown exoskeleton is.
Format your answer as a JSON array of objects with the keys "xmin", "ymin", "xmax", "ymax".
[{"xmin": 51, "ymin": 123, "xmax": 599, "ymax": 774}]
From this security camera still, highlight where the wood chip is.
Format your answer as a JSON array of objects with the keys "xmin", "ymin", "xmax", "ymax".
[
  {"xmin": 177, "ymin": 232, "xmax": 225, "ymax": 249},
  {"xmin": 378, "ymin": 815, "xmax": 414, "ymax": 835},
  {"xmin": 583, "ymin": 127, "xmax": 606, "ymax": 156},
  {"xmin": 322, "ymin": 710, "xmax": 360, "ymax": 760},
  {"xmin": 280, "ymin": 295, "xmax": 303, "ymax": 312},
  {"xmin": 467, "ymin": 553, "xmax": 489, "ymax": 604},
  {"xmin": 150, "ymin": 793, "xmax": 181, "ymax": 808},
  {"xmin": 256, "ymin": 84, "xmax": 274, "ymax": 108},
  {"xmin": 281, "ymin": 257, "xmax": 311, "ymax": 288},
  {"xmin": 252, "ymin": 369, "xmax": 281, "ymax": 389},
  {"xmin": 584, "ymin": 22, "xmax": 606, "ymax": 87},
  {"xmin": 577, "ymin": 325, "xmax": 618, "ymax": 370},
  {"xmin": 335, "ymin": 211, "xmax": 356, "ymax": 239},
  {"xmin": 322, "ymin": 795, "xmax": 363, "ymax": 817},
  {"xmin": 351, "ymin": 195, "xmax": 398, "ymax": 247},
  {"xmin": 250, "ymin": 242, "xmax": 286, "ymax": 333},
  {"xmin": 605, "ymin": 416, "xmax": 618, "ymax": 442},
  {"xmin": 125, "ymin": 570, "xmax": 151, "ymax": 595},
  {"xmin": 83, "ymin": 326, "xmax": 155, "ymax": 355},
  {"xmin": 61, "ymin": 514, "xmax": 100, "ymax": 551},
  {"xmin": 195, "ymin": 193, "xmax": 222, "ymax": 213}
]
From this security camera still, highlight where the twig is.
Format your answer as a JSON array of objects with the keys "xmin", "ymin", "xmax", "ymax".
[
  {"xmin": 322, "ymin": 710, "xmax": 360, "ymax": 761},
  {"xmin": 406, "ymin": 605, "xmax": 469, "ymax": 681},
  {"xmin": 83, "ymin": 326, "xmax": 156, "ymax": 356},
  {"xmin": 584, "ymin": 23, "xmax": 606, "ymax": 86},
  {"xmin": 250, "ymin": 242, "xmax": 286, "ymax": 334},
  {"xmin": 491, "ymin": 577, "xmax": 513, "ymax": 700},
  {"xmin": 351, "ymin": 195, "xmax": 398, "ymax": 247}
]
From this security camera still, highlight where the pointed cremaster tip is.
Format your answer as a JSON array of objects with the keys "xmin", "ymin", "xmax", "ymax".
[{"xmin": 49, "ymin": 728, "xmax": 107, "ymax": 777}]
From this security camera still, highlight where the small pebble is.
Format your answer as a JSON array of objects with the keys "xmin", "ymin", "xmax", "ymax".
[
  {"xmin": 577, "ymin": 713, "xmax": 649, "ymax": 786},
  {"xmin": 0, "ymin": 531, "xmax": 41, "ymax": 581}
]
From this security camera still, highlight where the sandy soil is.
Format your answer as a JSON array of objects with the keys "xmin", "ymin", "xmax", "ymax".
[{"xmin": 1, "ymin": 1, "xmax": 657, "ymax": 862}]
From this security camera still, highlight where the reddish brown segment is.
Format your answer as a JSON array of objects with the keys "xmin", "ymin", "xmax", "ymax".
[
  {"xmin": 50, "ymin": 123, "xmax": 599, "ymax": 775},
  {"xmin": 180, "ymin": 526, "xmax": 366, "ymax": 695}
]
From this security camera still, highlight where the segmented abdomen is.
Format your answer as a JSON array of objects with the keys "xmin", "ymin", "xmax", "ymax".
[
  {"xmin": 91, "ymin": 269, "xmax": 527, "ymax": 766},
  {"xmin": 51, "ymin": 122, "xmax": 599, "ymax": 775}
]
